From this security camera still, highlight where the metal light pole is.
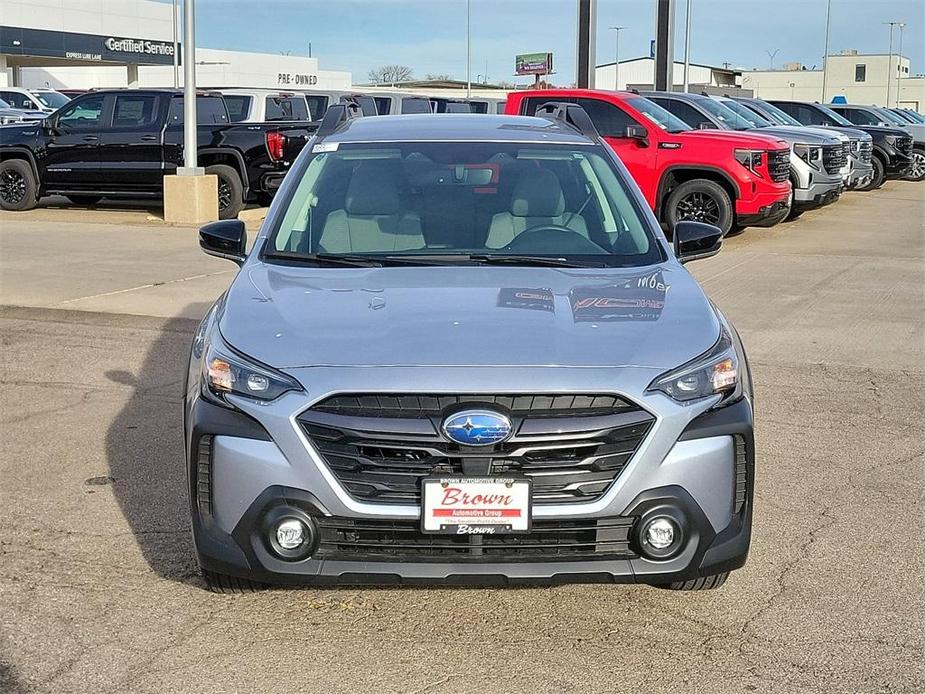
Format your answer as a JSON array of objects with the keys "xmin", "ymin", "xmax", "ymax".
[
  {"xmin": 466, "ymin": 0, "xmax": 471, "ymax": 98},
  {"xmin": 884, "ymin": 21, "xmax": 899, "ymax": 107},
  {"xmin": 609, "ymin": 26, "xmax": 626, "ymax": 90},
  {"xmin": 182, "ymin": 0, "xmax": 199, "ymax": 172},
  {"xmin": 172, "ymin": 0, "xmax": 180, "ymax": 87},
  {"xmin": 821, "ymin": 0, "xmax": 831, "ymax": 103},
  {"xmin": 895, "ymin": 22, "xmax": 906, "ymax": 106},
  {"xmin": 682, "ymin": 0, "xmax": 692, "ymax": 92}
]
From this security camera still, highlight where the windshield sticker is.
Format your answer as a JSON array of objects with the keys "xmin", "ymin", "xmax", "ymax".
[{"xmin": 312, "ymin": 141, "xmax": 339, "ymax": 153}]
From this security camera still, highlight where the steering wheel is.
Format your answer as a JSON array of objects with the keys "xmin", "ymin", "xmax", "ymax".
[{"xmin": 504, "ymin": 224, "xmax": 607, "ymax": 254}]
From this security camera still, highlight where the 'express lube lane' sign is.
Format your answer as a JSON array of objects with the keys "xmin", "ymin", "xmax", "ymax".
[{"xmin": 0, "ymin": 26, "xmax": 179, "ymax": 65}]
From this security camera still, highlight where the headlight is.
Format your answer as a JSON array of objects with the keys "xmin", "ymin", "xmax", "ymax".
[
  {"xmin": 200, "ymin": 330, "xmax": 301, "ymax": 404},
  {"xmin": 734, "ymin": 148, "xmax": 764, "ymax": 174},
  {"xmin": 884, "ymin": 134, "xmax": 897, "ymax": 145},
  {"xmin": 647, "ymin": 327, "xmax": 740, "ymax": 404},
  {"xmin": 793, "ymin": 144, "xmax": 824, "ymax": 168}
]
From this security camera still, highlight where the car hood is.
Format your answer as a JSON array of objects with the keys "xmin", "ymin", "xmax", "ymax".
[
  {"xmin": 753, "ymin": 125, "xmax": 844, "ymax": 145},
  {"xmin": 853, "ymin": 125, "xmax": 911, "ymax": 138},
  {"xmin": 677, "ymin": 128, "xmax": 788, "ymax": 150},
  {"xmin": 219, "ymin": 263, "xmax": 720, "ymax": 370}
]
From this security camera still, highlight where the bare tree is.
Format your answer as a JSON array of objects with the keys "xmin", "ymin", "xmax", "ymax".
[
  {"xmin": 368, "ymin": 65, "xmax": 414, "ymax": 85},
  {"xmin": 425, "ymin": 73, "xmax": 453, "ymax": 81}
]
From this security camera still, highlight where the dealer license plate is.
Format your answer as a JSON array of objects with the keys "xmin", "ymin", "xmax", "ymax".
[{"xmin": 421, "ymin": 477, "xmax": 531, "ymax": 534}]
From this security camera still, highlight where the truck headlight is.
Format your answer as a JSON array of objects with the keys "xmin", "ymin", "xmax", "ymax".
[
  {"xmin": 647, "ymin": 327, "xmax": 740, "ymax": 404},
  {"xmin": 794, "ymin": 144, "xmax": 824, "ymax": 169},
  {"xmin": 200, "ymin": 331, "xmax": 301, "ymax": 404},
  {"xmin": 734, "ymin": 148, "xmax": 764, "ymax": 174}
]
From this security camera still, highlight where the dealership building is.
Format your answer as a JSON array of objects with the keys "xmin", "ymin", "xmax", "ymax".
[{"xmin": 1, "ymin": 0, "xmax": 351, "ymax": 90}]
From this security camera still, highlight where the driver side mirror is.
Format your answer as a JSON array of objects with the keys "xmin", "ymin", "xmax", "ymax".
[
  {"xmin": 624, "ymin": 124, "xmax": 649, "ymax": 146},
  {"xmin": 673, "ymin": 220, "xmax": 723, "ymax": 264},
  {"xmin": 698, "ymin": 121, "xmax": 718, "ymax": 129},
  {"xmin": 200, "ymin": 219, "xmax": 247, "ymax": 266}
]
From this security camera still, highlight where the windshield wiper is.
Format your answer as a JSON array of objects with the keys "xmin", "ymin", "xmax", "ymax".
[
  {"xmin": 264, "ymin": 252, "xmax": 441, "ymax": 267},
  {"xmin": 467, "ymin": 254, "xmax": 606, "ymax": 268}
]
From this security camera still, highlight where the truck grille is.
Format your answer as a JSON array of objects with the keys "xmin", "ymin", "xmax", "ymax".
[
  {"xmin": 768, "ymin": 148, "xmax": 789, "ymax": 182},
  {"xmin": 314, "ymin": 516, "xmax": 638, "ymax": 562},
  {"xmin": 822, "ymin": 144, "xmax": 848, "ymax": 174},
  {"xmin": 299, "ymin": 393, "xmax": 655, "ymax": 505},
  {"xmin": 858, "ymin": 140, "xmax": 873, "ymax": 164},
  {"xmin": 896, "ymin": 136, "xmax": 913, "ymax": 159}
]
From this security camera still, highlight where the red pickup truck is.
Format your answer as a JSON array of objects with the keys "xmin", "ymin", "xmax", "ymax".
[{"xmin": 506, "ymin": 89, "xmax": 792, "ymax": 235}]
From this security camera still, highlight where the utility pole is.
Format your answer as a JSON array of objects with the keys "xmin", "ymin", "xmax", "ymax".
[
  {"xmin": 466, "ymin": 0, "xmax": 471, "ymax": 98},
  {"xmin": 682, "ymin": 0, "xmax": 692, "ymax": 92},
  {"xmin": 576, "ymin": 0, "xmax": 597, "ymax": 89},
  {"xmin": 654, "ymin": 0, "xmax": 676, "ymax": 91},
  {"xmin": 821, "ymin": 0, "xmax": 831, "ymax": 102},
  {"xmin": 182, "ymin": 0, "xmax": 198, "ymax": 171},
  {"xmin": 895, "ymin": 22, "xmax": 906, "ymax": 106},
  {"xmin": 609, "ymin": 26, "xmax": 626, "ymax": 90},
  {"xmin": 766, "ymin": 48, "xmax": 779, "ymax": 70},
  {"xmin": 884, "ymin": 21, "xmax": 900, "ymax": 107},
  {"xmin": 172, "ymin": 0, "xmax": 180, "ymax": 87}
]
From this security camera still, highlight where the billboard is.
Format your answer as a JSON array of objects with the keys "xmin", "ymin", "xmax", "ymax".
[{"xmin": 515, "ymin": 52, "xmax": 553, "ymax": 76}]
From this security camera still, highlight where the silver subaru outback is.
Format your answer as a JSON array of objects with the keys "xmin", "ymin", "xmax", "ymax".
[{"xmin": 185, "ymin": 105, "xmax": 754, "ymax": 593}]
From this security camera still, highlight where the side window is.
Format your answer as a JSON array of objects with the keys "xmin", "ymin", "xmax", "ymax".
[
  {"xmin": 56, "ymin": 95, "xmax": 105, "ymax": 130},
  {"xmin": 304, "ymin": 95, "xmax": 328, "ymax": 120},
  {"xmin": 576, "ymin": 97, "xmax": 635, "ymax": 137},
  {"xmin": 855, "ymin": 64, "xmax": 866, "ymax": 82},
  {"xmin": 654, "ymin": 99, "xmax": 704, "ymax": 128},
  {"xmin": 223, "ymin": 95, "xmax": 251, "ymax": 122},
  {"xmin": 796, "ymin": 104, "xmax": 825, "ymax": 126},
  {"xmin": 468, "ymin": 101, "xmax": 488, "ymax": 114},
  {"xmin": 166, "ymin": 97, "xmax": 230, "ymax": 125},
  {"xmin": 2, "ymin": 91, "xmax": 34, "ymax": 110},
  {"xmin": 110, "ymin": 94, "xmax": 159, "ymax": 128},
  {"xmin": 496, "ymin": 101, "xmax": 506, "ymax": 114},
  {"xmin": 400, "ymin": 97, "xmax": 432, "ymax": 114},
  {"xmin": 522, "ymin": 96, "xmax": 574, "ymax": 116},
  {"xmin": 373, "ymin": 96, "xmax": 391, "ymax": 115},
  {"xmin": 265, "ymin": 97, "xmax": 307, "ymax": 121}
]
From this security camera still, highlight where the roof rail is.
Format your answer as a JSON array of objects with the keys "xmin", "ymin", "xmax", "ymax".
[
  {"xmin": 534, "ymin": 101, "xmax": 600, "ymax": 139},
  {"xmin": 316, "ymin": 102, "xmax": 363, "ymax": 138}
]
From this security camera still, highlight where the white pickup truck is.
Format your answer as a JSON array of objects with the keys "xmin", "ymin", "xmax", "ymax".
[{"xmin": 219, "ymin": 89, "xmax": 311, "ymax": 123}]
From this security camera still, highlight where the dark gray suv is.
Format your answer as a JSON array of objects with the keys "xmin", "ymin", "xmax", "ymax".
[{"xmin": 185, "ymin": 107, "xmax": 755, "ymax": 592}]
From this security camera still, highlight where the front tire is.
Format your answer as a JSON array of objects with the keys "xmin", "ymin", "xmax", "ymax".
[
  {"xmin": 656, "ymin": 571, "xmax": 729, "ymax": 591},
  {"xmin": 665, "ymin": 179, "xmax": 734, "ymax": 236},
  {"xmin": 863, "ymin": 155, "xmax": 886, "ymax": 190},
  {"xmin": 205, "ymin": 164, "xmax": 244, "ymax": 220},
  {"xmin": 0, "ymin": 159, "xmax": 38, "ymax": 211},
  {"xmin": 905, "ymin": 148, "xmax": 925, "ymax": 181},
  {"xmin": 201, "ymin": 568, "xmax": 266, "ymax": 594}
]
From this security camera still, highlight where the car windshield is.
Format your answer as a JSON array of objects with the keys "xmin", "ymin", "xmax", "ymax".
[
  {"xmin": 32, "ymin": 91, "xmax": 70, "ymax": 109},
  {"xmin": 872, "ymin": 107, "xmax": 908, "ymax": 126},
  {"xmin": 749, "ymin": 100, "xmax": 803, "ymax": 126},
  {"xmin": 815, "ymin": 104, "xmax": 854, "ymax": 126},
  {"xmin": 695, "ymin": 97, "xmax": 755, "ymax": 130},
  {"xmin": 0, "ymin": 98, "xmax": 9, "ymax": 109},
  {"xmin": 901, "ymin": 109, "xmax": 925, "ymax": 123},
  {"xmin": 626, "ymin": 97, "xmax": 690, "ymax": 133},
  {"xmin": 267, "ymin": 141, "xmax": 663, "ymax": 267},
  {"xmin": 717, "ymin": 99, "xmax": 773, "ymax": 127}
]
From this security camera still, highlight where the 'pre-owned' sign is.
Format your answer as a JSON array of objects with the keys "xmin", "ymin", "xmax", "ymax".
[{"xmin": 0, "ymin": 26, "xmax": 179, "ymax": 65}]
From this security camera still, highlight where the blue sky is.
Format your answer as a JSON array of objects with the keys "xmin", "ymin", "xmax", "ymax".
[{"xmin": 185, "ymin": 0, "xmax": 925, "ymax": 85}]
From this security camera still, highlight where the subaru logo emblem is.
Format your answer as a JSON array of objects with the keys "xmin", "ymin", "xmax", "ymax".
[{"xmin": 442, "ymin": 410, "xmax": 513, "ymax": 447}]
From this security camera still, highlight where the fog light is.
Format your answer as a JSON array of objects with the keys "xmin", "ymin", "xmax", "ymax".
[
  {"xmin": 644, "ymin": 517, "xmax": 677, "ymax": 550},
  {"xmin": 275, "ymin": 518, "xmax": 307, "ymax": 550}
]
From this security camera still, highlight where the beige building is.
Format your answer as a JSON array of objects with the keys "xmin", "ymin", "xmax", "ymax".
[{"xmin": 741, "ymin": 51, "xmax": 923, "ymax": 110}]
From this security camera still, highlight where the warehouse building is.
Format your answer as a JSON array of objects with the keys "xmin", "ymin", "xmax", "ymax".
[
  {"xmin": 1, "ymin": 0, "xmax": 351, "ymax": 90},
  {"xmin": 743, "ymin": 51, "xmax": 923, "ymax": 109}
]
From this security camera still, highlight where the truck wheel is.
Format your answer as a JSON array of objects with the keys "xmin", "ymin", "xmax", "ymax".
[
  {"xmin": 66, "ymin": 194, "xmax": 103, "ymax": 206},
  {"xmin": 201, "ymin": 568, "xmax": 265, "ymax": 594},
  {"xmin": 0, "ymin": 159, "xmax": 38, "ymax": 211},
  {"xmin": 206, "ymin": 164, "xmax": 244, "ymax": 220},
  {"xmin": 905, "ymin": 148, "xmax": 925, "ymax": 182},
  {"xmin": 656, "ymin": 572, "xmax": 729, "ymax": 591},
  {"xmin": 665, "ymin": 179, "xmax": 733, "ymax": 236},
  {"xmin": 863, "ymin": 155, "xmax": 886, "ymax": 190}
]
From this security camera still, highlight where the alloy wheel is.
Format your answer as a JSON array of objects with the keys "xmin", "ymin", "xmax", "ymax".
[
  {"xmin": 907, "ymin": 151, "xmax": 925, "ymax": 180},
  {"xmin": 0, "ymin": 168, "xmax": 26, "ymax": 205},
  {"xmin": 675, "ymin": 191, "xmax": 721, "ymax": 226},
  {"xmin": 217, "ymin": 179, "xmax": 232, "ymax": 213}
]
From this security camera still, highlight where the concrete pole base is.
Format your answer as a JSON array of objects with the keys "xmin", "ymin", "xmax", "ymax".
[{"xmin": 163, "ymin": 174, "xmax": 219, "ymax": 225}]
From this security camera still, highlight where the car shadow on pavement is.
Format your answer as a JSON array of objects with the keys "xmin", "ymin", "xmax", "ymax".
[{"xmin": 105, "ymin": 304, "xmax": 211, "ymax": 586}]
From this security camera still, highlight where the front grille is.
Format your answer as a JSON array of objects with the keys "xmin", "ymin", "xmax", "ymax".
[
  {"xmin": 858, "ymin": 140, "xmax": 873, "ymax": 164},
  {"xmin": 768, "ymin": 148, "xmax": 790, "ymax": 182},
  {"xmin": 842, "ymin": 141, "xmax": 851, "ymax": 161},
  {"xmin": 300, "ymin": 393, "xmax": 655, "ymax": 505},
  {"xmin": 822, "ymin": 143, "xmax": 848, "ymax": 174},
  {"xmin": 314, "ymin": 516, "xmax": 638, "ymax": 562},
  {"xmin": 896, "ymin": 136, "xmax": 913, "ymax": 158}
]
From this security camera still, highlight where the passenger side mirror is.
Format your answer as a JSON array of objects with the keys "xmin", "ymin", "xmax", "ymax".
[
  {"xmin": 200, "ymin": 219, "xmax": 247, "ymax": 266},
  {"xmin": 673, "ymin": 220, "xmax": 723, "ymax": 264},
  {"xmin": 698, "ymin": 121, "xmax": 718, "ymax": 129},
  {"xmin": 624, "ymin": 124, "xmax": 649, "ymax": 146}
]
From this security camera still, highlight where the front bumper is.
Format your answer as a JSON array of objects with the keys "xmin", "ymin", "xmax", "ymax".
[
  {"xmin": 845, "ymin": 158, "xmax": 873, "ymax": 189},
  {"xmin": 735, "ymin": 198, "xmax": 791, "ymax": 228},
  {"xmin": 187, "ymin": 376, "xmax": 755, "ymax": 586},
  {"xmin": 793, "ymin": 174, "xmax": 843, "ymax": 209}
]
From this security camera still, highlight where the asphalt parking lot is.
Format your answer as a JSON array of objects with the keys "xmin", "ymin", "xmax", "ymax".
[{"xmin": 1, "ymin": 182, "xmax": 923, "ymax": 694}]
